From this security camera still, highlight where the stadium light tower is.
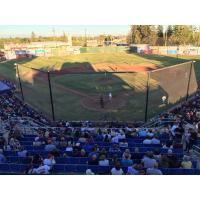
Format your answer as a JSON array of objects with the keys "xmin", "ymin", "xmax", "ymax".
[{"xmin": 163, "ymin": 25, "xmax": 168, "ymax": 46}]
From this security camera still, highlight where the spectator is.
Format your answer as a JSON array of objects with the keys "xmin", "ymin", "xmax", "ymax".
[
  {"xmin": 122, "ymin": 149, "xmax": 131, "ymax": 160},
  {"xmin": 138, "ymin": 129, "xmax": 147, "ymax": 137},
  {"xmin": 167, "ymin": 152, "xmax": 180, "ymax": 168},
  {"xmin": 146, "ymin": 163, "xmax": 163, "ymax": 175},
  {"xmin": 66, "ymin": 143, "xmax": 73, "ymax": 152},
  {"xmin": 59, "ymin": 136, "xmax": 67, "ymax": 148},
  {"xmin": 142, "ymin": 152, "xmax": 157, "ymax": 168},
  {"xmin": 86, "ymin": 169, "xmax": 95, "ymax": 175},
  {"xmin": 17, "ymin": 146, "xmax": 28, "ymax": 158},
  {"xmin": 33, "ymin": 137, "xmax": 42, "ymax": 147},
  {"xmin": 132, "ymin": 147, "xmax": 143, "ymax": 160},
  {"xmin": 119, "ymin": 139, "xmax": 128, "ymax": 148},
  {"xmin": 111, "ymin": 161, "xmax": 124, "ymax": 175},
  {"xmin": 43, "ymin": 153, "xmax": 56, "ymax": 167},
  {"xmin": 32, "ymin": 163, "xmax": 51, "ymax": 174},
  {"xmin": 99, "ymin": 148, "xmax": 107, "ymax": 158},
  {"xmin": 143, "ymin": 136, "xmax": 152, "ymax": 145},
  {"xmin": 181, "ymin": 155, "xmax": 192, "ymax": 169},
  {"xmin": 127, "ymin": 164, "xmax": 141, "ymax": 175},
  {"xmin": 88, "ymin": 146, "xmax": 99, "ymax": 159},
  {"xmin": 147, "ymin": 129, "xmax": 154, "ymax": 137},
  {"xmin": 153, "ymin": 148, "xmax": 161, "ymax": 161},
  {"xmin": 121, "ymin": 154, "xmax": 133, "ymax": 167},
  {"xmin": 151, "ymin": 136, "xmax": 160, "ymax": 145},
  {"xmin": 111, "ymin": 135, "xmax": 119, "ymax": 144},
  {"xmin": 31, "ymin": 154, "xmax": 43, "ymax": 167},
  {"xmin": 158, "ymin": 155, "xmax": 170, "ymax": 168},
  {"xmin": 88, "ymin": 154, "xmax": 99, "ymax": 165},
  {"xmin": 0, "ymin": 149, "xmax": 6, "ymax": 163},
  {"xmin": 45, "ymin": 140, "xmax": 57, "ymax": 152},
  {"xmin": 109, "ymin": 144, "xmax": 121, "ymax": 154},
  {"xmin": 99, "ymin": 154, "xmax": 109, "ymax": 166}
]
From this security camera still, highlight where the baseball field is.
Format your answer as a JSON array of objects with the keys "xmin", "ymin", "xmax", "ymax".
[{"xmin": 0, "ymin": 52, "xmax": 199, "ymax": 122}]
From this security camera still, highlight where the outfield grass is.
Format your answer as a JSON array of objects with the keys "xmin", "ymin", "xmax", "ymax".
[{"xmin": 0, "ymin": 52, "xmax": 199, "ymax": 121}]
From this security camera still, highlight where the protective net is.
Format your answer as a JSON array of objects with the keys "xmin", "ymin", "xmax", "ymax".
[
  {"xmin": 147, "ymin": 61, "xmax": 198, "ymax": 119},
  {"xmin": 50, "ymin": 71, "xmax": 148, "ymax": 121},
  {"xmin": 17, "ymin": 65, "xmax": 52, "ymax": 118}
]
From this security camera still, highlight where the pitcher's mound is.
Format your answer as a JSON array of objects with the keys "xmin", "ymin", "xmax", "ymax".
[{"xmin": 80, "ymin": 92, "xmax": 131, "ymax": 112}]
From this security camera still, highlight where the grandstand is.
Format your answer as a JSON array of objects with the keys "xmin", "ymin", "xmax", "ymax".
[{"xmin": 0, "ymin": 79, "xmax": 200, "ymax": 175}]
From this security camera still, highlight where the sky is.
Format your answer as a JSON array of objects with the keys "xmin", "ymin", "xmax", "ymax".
[{"xmin": 0, "ymin": 25, "xmax": 130, "ymax": 38}]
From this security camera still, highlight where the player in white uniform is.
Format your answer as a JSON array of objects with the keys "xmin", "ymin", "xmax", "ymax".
[{"xmin": 109, "ymin": 92, "xmax": 112, "ymax": 102}]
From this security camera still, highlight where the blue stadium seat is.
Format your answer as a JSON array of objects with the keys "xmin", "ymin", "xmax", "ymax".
[
  {"xmin": 65, "ymin": 164, "xmax": 77, "ymax": 173},
  {"xmin": 195, "ymin": 169, "xmax": 200, "ymax": 175},
  {"xmin": 76, "ymin": 165, "xmax": 88, "ymax": 174},
  {"xmin": 0, "ymin": 164, "xmax": 10, "ymax": 173},
  {"xmin": 54, "ymin": 164, "xmax": 65, "ymax": 174},
  {"xmin": 98, "ymin": 166, "xmax": 111, "ymax": 174}
]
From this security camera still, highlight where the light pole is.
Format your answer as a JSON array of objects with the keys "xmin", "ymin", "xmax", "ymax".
[{"xmin": 14, "ymin": 63, "xmax": 24, "ymax": 101}]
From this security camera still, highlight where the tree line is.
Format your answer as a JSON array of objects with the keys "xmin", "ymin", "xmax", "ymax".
[
  {"xmin": 1, "ymin": 26, "xmax": 200, "ymax": 49},
  {"xmin": 0, "ymin": 32, "xmax": 123, "ymax": 49},
  {"xmin": 127, "ymin": 25, "xmax": 200, "ymax": 46}
]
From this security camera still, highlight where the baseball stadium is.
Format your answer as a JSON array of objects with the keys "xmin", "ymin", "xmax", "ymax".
[{"xmin": 0, "ymin": 25, "xmax": 200, "ymax": 175}]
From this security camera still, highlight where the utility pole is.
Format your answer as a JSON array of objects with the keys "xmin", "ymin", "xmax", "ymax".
[{"xmin": 84, "ymin": 28, "xmax": 87, "ymax": 47}]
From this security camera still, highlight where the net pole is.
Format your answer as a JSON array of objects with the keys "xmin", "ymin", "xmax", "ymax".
[
  {"xmin": 47, "ymin": 71, "xmax": 55, "ymax": 121},
  {"xmin": 144, "ymin": 72, "xmax": 150, "ymax": 122},
  {"xmin": 186, "ymin": 61, "xmax": 193, "ymax": 101},
  {"xmin": 16, "ymin": 64, "xmax": 24, "ymax": 101}
]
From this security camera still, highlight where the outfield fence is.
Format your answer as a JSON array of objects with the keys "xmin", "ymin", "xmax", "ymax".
[{"xmin": 15, "ymin": 61, "xmax": 198, "ymax": 122}]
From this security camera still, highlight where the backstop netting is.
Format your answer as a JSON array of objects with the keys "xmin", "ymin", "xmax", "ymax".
[
  {"xmin": 15, "ymin": 61, "xmax": 198, "ymax": 122},
  {"xmin": 50, "ymin": 71, "xmax": 148, "ymax": 121},
  {"xmin": 17, "ymin": 65, "xmax": 52, "ymax": 119},
  {"xmin": 147, "ymin": 61, "xmax": 198, "ymax": 119}
]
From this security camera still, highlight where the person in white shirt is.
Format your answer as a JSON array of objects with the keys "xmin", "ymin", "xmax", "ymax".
[
  {"xmin": 43, "ymin": 154, "xmax": 56, "ymax": 167},
  {"xmin": 171, "ymin": 123, "xmax": 179, "ymax": 136},
  {"xmin": 66, "ymin": 143, "xmax": 73, "ymax": 152},
  {"xmin": 111, "ymin": 161, "xmax": 124, "ymax": 175},
  {"xmin": 86, "ymin": 169, "xmax": 95, "ymax": 175},
  {"xmin": 111, "ymin": 135, "xmax": 119, "ymax": 144},
  {"xmin": 109, "ymin": 92, "xmax": 112, "ymax": 102},
  {"xmin": 33, "ymin": 164, "xmax": 51, "ymax": 175},
  {"xmin": 162, "ymin": 96, "xmax": 167, "ymax": 104}
]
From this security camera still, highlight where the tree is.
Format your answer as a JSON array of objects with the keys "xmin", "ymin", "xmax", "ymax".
[
  {"xmin": 31, "ymin": 31, "xmax": 36, "ymax": 42},
  {"xmin": 128, "ymin": 25, "xmax": 157, "ymax": 45},
  {"xmin": 62, "ymin": 32, "xmax": 68, "ymax": 42},
  {"xmin": 171, "ymin": 25, "xmax": 193, "ymax": 45}
]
